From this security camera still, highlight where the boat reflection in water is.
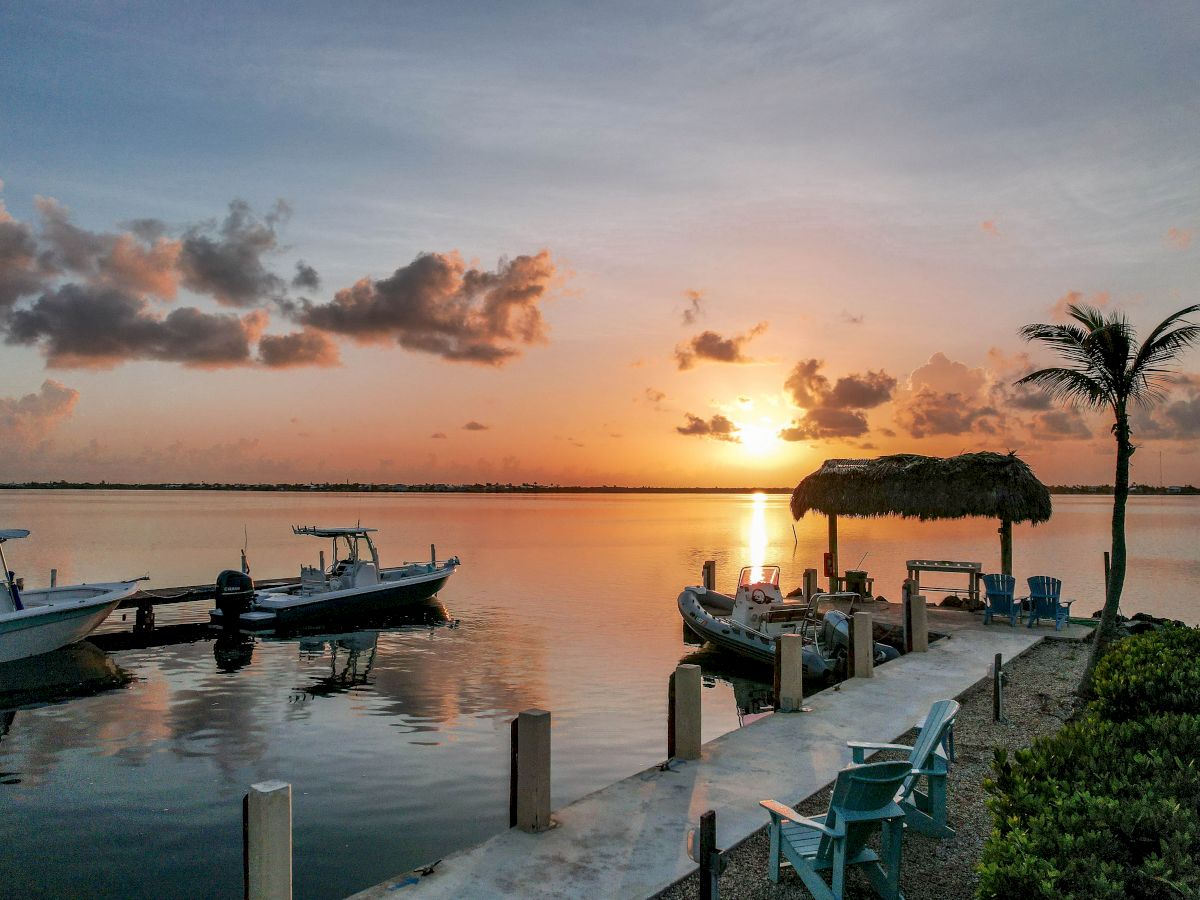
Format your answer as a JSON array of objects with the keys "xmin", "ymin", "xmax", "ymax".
[
  {"xmin": 678, "ymin": 646, "xmax": 779, "ymax": 726},
  {"xmin": 0, "ymin": 640, "xmax": 131, "ymax": 709},
  {"xmin": 214, "ymin": 600, "xmax": 455, "ymax": 694}
]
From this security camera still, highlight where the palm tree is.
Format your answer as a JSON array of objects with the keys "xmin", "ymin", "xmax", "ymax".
[{"xmin": 1017, "ymin": 302, "xmax": 1200, "ymax": 694}]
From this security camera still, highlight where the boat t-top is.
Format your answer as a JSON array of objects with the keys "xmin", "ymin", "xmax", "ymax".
[
  {"xmin": 209, "ymin": 525, "xmax": 460, "ymax": 629},
  {"xmin": 0, "ymin": 529, "xmax": 141, "ymax": 664}
]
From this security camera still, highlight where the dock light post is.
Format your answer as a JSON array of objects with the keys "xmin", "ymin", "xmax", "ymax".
[
  {"xmin": 687, "ymin": 809, "xmax": 726, "ymax": 900},
  {"xmin": 244, "ymin": 780, "xmax": 292, "ymax": 900},
  {"xmin": 510, "ymin": 709, "xmax": 552, "ymax": 833},
  {"xmin": 668, "ymin": 664, "xmax": 702, "ymax": 760}
]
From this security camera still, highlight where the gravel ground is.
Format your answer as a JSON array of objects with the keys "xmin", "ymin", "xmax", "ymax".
[{"xmin": 655, "ymin": 637, "xmax": 1089, "ymax": 900}]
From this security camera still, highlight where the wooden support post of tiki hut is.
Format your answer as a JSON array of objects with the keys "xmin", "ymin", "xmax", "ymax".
[
  {"xmin": 790, "ymin": 453, "xmax": 1051, "ymax": 583},
  {"xmin": 827, "ymin": 513, "xmax": 839, "ymax": 593},
  {"xmin": 999, "ymin": 518, "xmax": 1013, "ymax": 576}
]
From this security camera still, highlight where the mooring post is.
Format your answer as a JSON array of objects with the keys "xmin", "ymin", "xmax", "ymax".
[
  {"xmin": 510, "ymin": 709, "xmax": 552, "ymax": 832},
  {"xmin": 244, "ymin": 780, "xmax": 292, "ymax": 900},
  {"xmin": 50, "ymin": 568, "xmax": 57, "ymax": 588},
  {"xmin": 134, "ymin": 600, "xmax": 155, "ymax": 632},
  {"xmin": 993, "ymin": 653, "xmax": 1004, "ymax": 722},
  {"xmin": 803, "ymin": 568, "xmax": 818, "ymax": 600},
  {"xmin": 431, "ymin": 543, "xmax": 436, "ymax": 566},
  {"xmin": 904, "ymin": 587, "xmax": 928, "ymax": 653},
  {"xmin": 852, "ymin": 612, "xmax": 874, "ymax": 678},
  {"xmin": 702, "ymin": 560, "xmax": 716, "ymax": 591},
  {"xmin": 671, "ymin": 664, "xmax": 702, "ymax": 760},
  {"xmin": 777, "ymin": 634, "xmax": 805, "ymax": 711}
]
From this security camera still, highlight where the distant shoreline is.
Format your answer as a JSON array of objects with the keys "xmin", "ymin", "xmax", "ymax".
[{"xmin": 2, "ymin": 482, "xmax": 1197, "ymax": 495}]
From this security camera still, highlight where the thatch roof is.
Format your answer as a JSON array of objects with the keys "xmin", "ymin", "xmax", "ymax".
[{"xmin": 790, "ymin": 452, "xmax": 1052, "ymax": 524}]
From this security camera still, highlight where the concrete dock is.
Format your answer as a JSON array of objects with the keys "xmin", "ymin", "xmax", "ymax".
[{"xmin": 351, "ymin": 609, "xmax": 1090, "ymax": 900}]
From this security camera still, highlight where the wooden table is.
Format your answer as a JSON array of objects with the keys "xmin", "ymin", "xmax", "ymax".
[{"xmin": 906, "ymin": 559, "xmax": 982, "ymax": 604}]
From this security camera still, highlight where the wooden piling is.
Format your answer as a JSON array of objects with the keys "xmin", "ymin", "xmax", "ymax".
[
  {"xmin": 777, "ymin": 634, "xmax": 804, "ymax": 712},
  {"xmin": 904, "ymin": 588, "xmax": 928, "ymax": 653},
  {"xmin": 510, "ymin": 709, "xmax": 552, "ymax": 832},
  {"xmin": 671, "ymin": 664, "xmax": 702, "ymax": 760},
  {"xmin": 244, "ymin": 780, "xmax": 292, "ymax": 900},
  {"xmin": 852, "ymin": 612, "xmax": 873, "ymax": 678},
  {"xmin": 698, "ymin": 809, "xmax": 717, "ymax": 900},
  {"xmin": 50, "ymin": 568, "xmax": 57, "ymax": 588},
  {"xmin": 702, "ymin": 560, "xmax": 716, "ymax": 591},
  {"xmin": 802, "ymin": 568, "xmax": 818, "ymax": 600}
]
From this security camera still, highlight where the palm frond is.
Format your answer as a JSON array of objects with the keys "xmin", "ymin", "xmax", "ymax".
[{"xmin": 1014, "ymin": 367, "xmax": 1110, "ymax": 409}]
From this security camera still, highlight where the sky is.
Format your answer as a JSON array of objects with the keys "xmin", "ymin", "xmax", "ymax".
[{"xmin": 1, "ymin": 1, "xmax": 1198, "ymax": 487}]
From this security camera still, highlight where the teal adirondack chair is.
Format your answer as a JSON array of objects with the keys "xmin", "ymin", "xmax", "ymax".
[
  {"xmin": 981, "ymin": 573, "xmax": 1019, "ymax": 626},
  {"xmin": 760, "ymin": 759, "xmax": 911, "ymax": 900},
  {"xmin": 1024, "ymin": 576, "xmax": 1073, "ymax": 630},
  {"xmin": 846, "ymin": 698, "xmax": 959, "ymax": 839}
]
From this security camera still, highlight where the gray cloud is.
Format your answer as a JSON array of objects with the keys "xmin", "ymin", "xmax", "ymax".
[
  {"xmin": 5, "ymin": 284, "xmax": 262, "ymax": 368},
  {"xmin": 35, "ymin": 197, "xmax": 181, "ymax": 299},
  {"xmin": 257, "ymin": 328, "xmax": 339, "ymax": 368},
  {"xmin": 462, "ymin": 420, "xmax": 489, "ymax": 431},
  {"xmin": 1030, "ymin": 409, "xmax": 1091, "ymax": 440},
  {"xmin": 0, "ymin": 379, "xmax": 78, "ymax": 447},
  {"xmin": 0, "ymin": 207, "xmax": 46, "ymax": 310},
  {"xmin": 825, "ymin": 370, "xmax": 896, "ymax": 409},
  {"xmin": 430, "ymin": 432, "xmax": 447, "ymax": 439},
  {"xmin": 676, "ymin": 413, "xmax": 739, "ymax": 441},
  {"xmin": 779, "ymin": 408, "xmax": 869, "ymax": 441},
  {"xmin": 681, "ymin": 289, "xmax": 703, "ymax": 325},
  {"xmin": 299, "ymin": 250, "xmax": 556, "ymax": 366},
  {"xmin": 292, "ymin": 260, "xmax": 320, "ymax": 290},
  {"xmin": 178, "ymin": 200, "xmax": 289, "ymax": 307},
  {"xmin": 895, "ymin": 388, "xmax": 1000, "ymax": 438},
  {"xmin": 675, "ymin": 322, "xmax": 767, "ymax": 370},
  {"xmin": 784, "ymin": 359, "xmax": 830, "ymax": 407}
]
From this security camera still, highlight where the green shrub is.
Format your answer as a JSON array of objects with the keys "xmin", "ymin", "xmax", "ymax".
[
  {"xmin": 978, "ymin": 713, "xmax": 1200, "ymax": 899},
  {"xmin": 1091, "ymin": 626, "xmax": 1200, "ymax": 721}
]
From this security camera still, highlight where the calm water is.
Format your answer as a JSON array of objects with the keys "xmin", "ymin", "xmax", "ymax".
[{"xmin": 0, "ymin": 490, "xmax": 1196, "ymax": 898}]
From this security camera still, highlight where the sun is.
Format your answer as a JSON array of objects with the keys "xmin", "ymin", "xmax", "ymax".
[{"xmin": 735, "ymin": 420, "xmax": 781, "ymax": 456}]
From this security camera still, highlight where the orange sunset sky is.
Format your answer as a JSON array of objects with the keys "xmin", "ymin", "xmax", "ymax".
[{"xmin": 1, "ymin": 3, "xmax": 1198, "ymax": 487}]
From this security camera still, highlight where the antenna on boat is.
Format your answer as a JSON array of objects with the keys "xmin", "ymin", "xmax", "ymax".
[
  {"xmin": 241, "ymin": 526, "xmax": 251, "ymax": 576},
  {"xmin": 855, "ymin": 551, "xmax": 869, "ymax": 568}
]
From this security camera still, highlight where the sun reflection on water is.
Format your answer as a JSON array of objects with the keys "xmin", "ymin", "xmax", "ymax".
[{"xmin": 747, "ymin": 492, "xmax": 767, "ymax": 583}]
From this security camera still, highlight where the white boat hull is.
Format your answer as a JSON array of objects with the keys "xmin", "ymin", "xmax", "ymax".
[{"xmin": 0, "ymin": 584, "xmax": 137, "ymax": 664}]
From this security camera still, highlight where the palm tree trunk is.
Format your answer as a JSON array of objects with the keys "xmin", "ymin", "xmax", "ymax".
[{"xmin": 1080, "ymin": 407, "xmax": 1131, "ymax": 696}]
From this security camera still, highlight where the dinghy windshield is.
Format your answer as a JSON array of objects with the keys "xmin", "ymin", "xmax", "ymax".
[{"xmin": 738, "ymin": 566, "xmax": 780, "ymax": 590}]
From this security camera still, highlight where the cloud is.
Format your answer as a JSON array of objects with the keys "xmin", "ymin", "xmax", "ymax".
[
  {"xmin": 676, "ymin": 413, "xmax": 739, "ymax": 441},
  {"xmin": 430, "ymin": 432, "xmax": 447, "ymax": 439},
  {"xmin": 257, "ymin": 328, "xmax": 340, "ymax": 368},
  {"xmin": 292, "ymin": 261, "xmax": 320, "ymax": 290},
  {"xmin": 645, "ymin": 387, "xmax": 666, "ymax": 404},
  {"xmin": 981, "ymin": 220, "xmax": 1000, "ymax": 237},
  {"xmin": 779, "ymin": 408, "xmax": 869, "ymax": 441},
  {"xmin": 1167, "ymin": 228, "xmax": 1193, "ymax": 250},
  {"xmin": 299, "ymin": 250, "xmax": 556, "ymax": 365},
  {"xmin": 674, "ymin": 322, "xmax": 767, "ymax": 370},
  {"xmin": 1029, "ymin": 409, "xmax": 1091, "ymax": 440},
  {"xmin": 0, "ymin": 379, "xmax": 78, "ymax": 447},
  {"xmin": 825, "ymin": 370, "xmax": 896, "ymax": 409},
  {"xmin": 840, "ymin": 310, "xmax": 864, "ymax": 325},
  {"xmin": 0, "ymin": 193, "xmax": 48, "ymax": 310},
  {"xmin": 178, "ymin": 200, "xmax": 289, "ymax": 307},
  {"xmin": 785, "ymin": 359, "xmax": 896, "ymax": 410},
  {"xmin": 896, "ymin": 387, "xmax": 1000, "ymax": 437},
  {"xmin": 1132, "ymin": 376, "xmax": 1200, "ymax": 439},
  {"xmin": 462, "ymin": 421, "xmax": 489, "ymax": 431},
  {"xmin": 4, "ymin": 284, "xmax": 262, "ymax": 368},
  {"xmin": 681, "ymin": 289, "xmax": 703, "ymax": 325},
  {"xmin": 35, "ymin": 197, "xmax": 181, "ymax": 299},
  {"xmin": 784, "ymin": 359, "xmax": 830, "ymax": 407}
]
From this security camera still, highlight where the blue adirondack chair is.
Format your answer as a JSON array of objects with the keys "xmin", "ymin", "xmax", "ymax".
[
  {"xmin": 981, "ymin": 573, "xmax": 1019, "ymax": 626},
  {"xmin": 847, "ymin": 698, "xmax": 959, "ymax": 839},
  {"xmin": 761, "ymin": 759, "xmax": 911, "ymax": 900},
  {"xmin": 1024, "ymin": 576, "xmax": 1073, "ymax": 630}
]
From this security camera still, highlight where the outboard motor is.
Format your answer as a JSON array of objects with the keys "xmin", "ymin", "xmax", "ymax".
[{"xmin": 214, "ymin": 569, "xmax": 254, "ymax": 625}]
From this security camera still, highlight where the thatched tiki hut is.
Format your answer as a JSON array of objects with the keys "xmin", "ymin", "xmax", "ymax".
[{"xmin": 790, "ymin": 452, "xmax": 1052, "ymax": 587}]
